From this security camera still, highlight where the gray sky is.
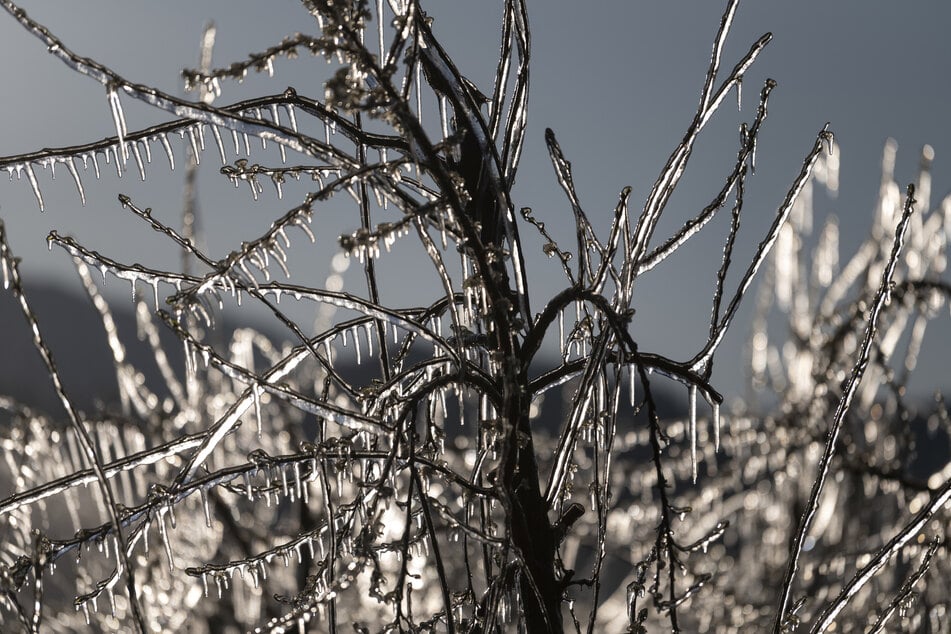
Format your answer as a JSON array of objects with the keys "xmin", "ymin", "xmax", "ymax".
[{"xmin": 1, "ymin": 1, "xmax": 950, "ymax": 401}]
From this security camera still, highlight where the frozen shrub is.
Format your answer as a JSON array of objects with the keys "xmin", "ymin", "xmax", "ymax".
[{"xmin": 0, "ymin": 1, "xmax": 948, "ymax": 631}]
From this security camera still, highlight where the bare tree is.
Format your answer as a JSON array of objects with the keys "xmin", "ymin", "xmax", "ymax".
[{"xmin": 0, "ymin": 1, "xmax": 948, "ymax": 632}]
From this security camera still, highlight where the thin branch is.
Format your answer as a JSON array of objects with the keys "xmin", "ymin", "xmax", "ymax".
[{"xmin": 774, "ymin": 184, "xmax": 917, "ymax": 632}]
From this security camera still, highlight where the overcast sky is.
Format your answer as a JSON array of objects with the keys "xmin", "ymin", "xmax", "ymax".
[{"xmin": 1, "ymin": 1, "xmax": 950, "ymax": 402}]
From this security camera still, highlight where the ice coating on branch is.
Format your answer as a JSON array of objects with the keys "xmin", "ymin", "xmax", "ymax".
[{"xmin": 1, "ymin": 1, "xmax": 945, "ymax": 631}]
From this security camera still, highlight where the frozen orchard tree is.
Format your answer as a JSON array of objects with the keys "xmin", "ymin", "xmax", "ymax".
[{"xmin": 0, "ymin": 1, "xmax": 948, "ymax": 632}]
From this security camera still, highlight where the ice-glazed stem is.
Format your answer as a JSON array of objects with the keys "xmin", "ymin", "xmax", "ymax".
[
  {"xmin": 773, "ymin": 184, "xmax": 917, "ymax": 632},
  {"xmin": 0, "ymin": 221, "xmax": 148, "ymax": 633}
]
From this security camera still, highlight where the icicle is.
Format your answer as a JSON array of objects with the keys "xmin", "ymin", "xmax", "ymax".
[
  {"xmin": 252, "ymin": 111, "xmax": 267, "ymax": 149},
  {"xmin": 276, "ymin": 226, "xmax": 291, "ymax": 248},
  {"xmin": 244, "ymin": 471, "xmax": 254, "ymax": 500},
  {"xmin": 211, "ymin": 125, "xmax": 227, "ymax": 164},
  {"xmin": 293, "ymin": 462, "xmax": 303, "ymax": 500},
  {"xmin": 107, "ymin": 587, "xmax": 116, "ymax": 617},
  {"xmin": 379, "ymin": 150, "xmax": 389, "ymax": 205},
  {"xmin": 141, "ymin": 515, "xmax": 150, "ymax": 554},
  {"xmin": 252, "ymin": 383, "xmax": 263, "ymax": 438},
  {"xmin": 187, "ymin": 127, "xmax": 201, "ymax": 164},
  {"xmin": 353, "ymin": 326, "xmax": 363, "ymax": 365},
  {"xmin": 247, "ymin": 176, "xmax": 261, "ymax": 200},
  {"xmin": 106, "ymin": 86, "xmax": 129, "ymax": 161},
  {"xmin": 713, "ymin": 401, "xmax": 721, "ymax": 452},
  {"xmin": 736, "ymin": 75, "xmax": 743, "ymax": 112},
  {"xmin": 363, "ymin": 322, "xmax": 375, "ymax": 357},
  {"xmin": 239, "ymin": 259, "xmax": 258, "ymax": 285},
  {"xmin": 110, "ymin": 145, "xmax": 124, "ymax": 178},
  {"xmin": 198, "ymin": 487, "xmax": 212, "ymax": 528},
  {"xmin": 132, "ymin": 142, "xmax": 146, "ymax": 180},
  {"xmin": 438, "ymin": 387, "xmax": 448, "ymax": 419},
  {"xmin": 689, "ymin": 385, "xmax": 698, "ymax": 483},
  {"xmin": 291, "ymin": 220, "xmax": 314, "ymax": 248},
  {"xmin": 439, "ymin": 95, "xmax": 450, "ymax": 139},
  {"xmin": 184, "ymin": 339, "xmax": 198, "ymax": 387},
  {"xmin": 285, "ymin": 103, "xmax": 298, "ymax": 132},
  {"xmin": 415, "ymin": 57, "xmax": 423, "ymax": 127},
  {"xmin": 270, "ymin": 247, "xmax": 291, "ymax": 278},
  {"xmin": 64, "ymin": 157, "xmax": 86, "ymax": 205},
  {"xmin": 628, "ymin": 363, "xmax": 636, "ymax": 406},
  {"xmin": 86, "ymin": 152, "xmax": 101, "ymax": 179},
  {"xmin": 167, "ymin": 497, "xmax": 178, "ymax": 528},
  {"xmin": 750, "ymin": 129, "xmax": 758, "ymax": 174},
  {"xmin": 158, "ymin": 509, "xmax": 176, "ymax": 570},
  {"xmin": 280, "ymin": 465, "xmax": 290, "ymax": 499},
  {"xmin": 377, "ymin": 0, "xmax": 385, "ymax": 63},
  {"xmin": 151, "ymin": 135, "xmax": 173, "ymax": 171},
  {"xmin": 559, "ymin": 309, "xmax": 565, "ymax": 357},
  {"xmin": 24, "ymin": 164, "xmax": 44, "ymax": 211}
]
